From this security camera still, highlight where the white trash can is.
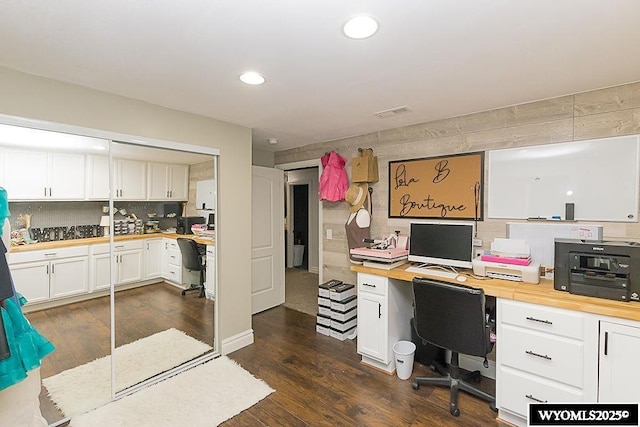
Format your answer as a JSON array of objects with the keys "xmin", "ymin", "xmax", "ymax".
[
  {"xmin": 293, "ymin": 244, "xmax": 305, "ymax": 266},
  {"xmin": 393, "ymin": 340, "xmax": 416, "ymax": 380}
]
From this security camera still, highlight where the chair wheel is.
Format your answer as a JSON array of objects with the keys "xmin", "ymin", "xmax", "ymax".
[
  {"xmin": 450, "ymin": 407, "xmax": 460, "ymax": 417},
  {"xmin": 412, "ymin": 381, "xmax": 419, "ymax": 390},
  {"xmin": 181, "ymin": 290, "xmax": 186, "ymax": 295}
]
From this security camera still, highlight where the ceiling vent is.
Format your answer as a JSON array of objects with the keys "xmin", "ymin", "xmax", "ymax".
[{"xmin": 374, "ymin": 105, "xmax": 412, "ymax": 119}]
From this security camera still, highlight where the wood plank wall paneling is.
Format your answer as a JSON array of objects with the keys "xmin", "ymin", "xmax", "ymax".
[{"xmin": 275, "ymin": 81, "xmax": 640, "ymax": 285}]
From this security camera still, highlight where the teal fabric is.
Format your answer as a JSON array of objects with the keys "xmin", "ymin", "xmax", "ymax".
[
  {"xmin": 0, "ymin": 296, "xmax": 55, "ymax": 391},
  {"xmin": 0, "ymin": 188, "xmax": 9, "ymax": 234}
]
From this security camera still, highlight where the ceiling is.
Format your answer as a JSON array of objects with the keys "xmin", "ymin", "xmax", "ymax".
[{"xmin": 1, "ymin": 1, "xmax": 639, "ymax": 153}]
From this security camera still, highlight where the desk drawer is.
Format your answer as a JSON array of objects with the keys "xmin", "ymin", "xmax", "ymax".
[
  {"xmin": 167, "ymin": 248, "xmax": 182, "ymax": 267},
  {"xmin": 499, "ymin": 366, "xmax": 583, "ymax": 418},
  {"xmin": 500, "ymin": 324, "xmax": 583, "ymax": 388},
  {"xmin": 501, "ymin": 299, "xmax": 584, "ymax": 340},
  {"xmin": 357, "ymin": 273, "xmax": 387, "ymax": 296},
  {"xmin": 165, "ymin": 265, "xmax": 181, "ymax": 283}
]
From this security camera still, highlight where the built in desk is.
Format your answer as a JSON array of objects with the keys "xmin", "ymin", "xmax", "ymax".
[{"xmin": 351, "ymin": 263, "xmax": 640, "ymax": 427}]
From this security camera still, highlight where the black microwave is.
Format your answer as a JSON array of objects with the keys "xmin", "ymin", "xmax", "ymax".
[{"xmin": 176, "ymin": 216, "xmax": 205, "ymax": 234}]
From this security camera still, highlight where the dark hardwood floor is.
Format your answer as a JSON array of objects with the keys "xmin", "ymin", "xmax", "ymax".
[
  {"xmin": 25, "ymin": 282, "xmax": 214, "ymax": 424},
  {"xmin": 26, "ymin": 284, "xmax": 503, "ymax": 426},
  {"xmin": 226, "ymin": 306, "xmax": 504, "ymax": 427}
]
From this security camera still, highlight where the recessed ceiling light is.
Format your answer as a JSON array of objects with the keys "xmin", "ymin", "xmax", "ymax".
[
  {"xmin": 342, "ymin": 15, "xmax": 379, "ymax": 39},
  {"xmin": 267, "ymin": 138, "xmax": 278, "ymax": 145},
  {"xmin": 239, "ymin": 71, "xmax": 266, "ymax": 85}
]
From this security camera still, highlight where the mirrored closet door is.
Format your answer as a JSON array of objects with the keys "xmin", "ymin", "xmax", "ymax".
[
  {"xmin": 109, "ymin": 141, "xmax": 218, "ymax": 399},
  {"xmin": 0, "ymin": 121, "xmax": 219, "ymax": 426}
]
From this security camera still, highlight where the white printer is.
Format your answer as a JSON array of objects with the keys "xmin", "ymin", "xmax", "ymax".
[
  {"xmin": 472, "ymin": 238, "xmax": 541, "ymax": 284},
  {"xmin": 472, "ymin": 258, "xmax": 540, "ymax": 284}
]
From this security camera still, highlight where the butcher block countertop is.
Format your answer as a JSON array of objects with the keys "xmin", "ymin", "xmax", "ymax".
[
  {"xmin": 9, "ymin": 232, "xmax": 214, "ymax": 253},
  {"xmin": 352, "ymin": 263, "xmax": 640, "ymax": 323}
]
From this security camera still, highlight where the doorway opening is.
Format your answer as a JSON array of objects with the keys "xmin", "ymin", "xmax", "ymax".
[
  {"xmin": 282, "ymin": 165, "xmax": 320, "ymax": 317},
  {"xmin": 292, "ymin": 184, "xmax": 308, "ymax": 270}
]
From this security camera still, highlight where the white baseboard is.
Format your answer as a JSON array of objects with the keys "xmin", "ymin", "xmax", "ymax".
[
  {"xmin": 459, "ymin": 354, "xmax": 496, "ymax": 380},
  {"xmin": 221, "ymin": 328, "xmax": 254, "ymax": 355}
]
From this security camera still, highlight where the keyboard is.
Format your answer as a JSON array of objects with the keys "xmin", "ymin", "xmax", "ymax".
[{"xmin": 405, "ymin": 266, "xmax": 458, "ymax": 280}]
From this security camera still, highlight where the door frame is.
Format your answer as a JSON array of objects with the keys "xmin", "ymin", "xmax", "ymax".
[{"xmin": 277, "ymin": 159, "xmax": 323, "ymax": 284}]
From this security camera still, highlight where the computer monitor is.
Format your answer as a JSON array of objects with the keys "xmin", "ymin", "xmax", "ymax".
[{"xmin": 408, "ymin": 222, "xmax": 475, "ymax": 269}]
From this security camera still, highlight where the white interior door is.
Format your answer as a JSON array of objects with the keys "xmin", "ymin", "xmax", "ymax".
[{"xmin": 251, "ymin": 166, "xmax": 285, "ymax": 314}]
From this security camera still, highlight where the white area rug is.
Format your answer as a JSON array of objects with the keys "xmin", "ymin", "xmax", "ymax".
[
  {"xmin": 70, "ymin": 356, "xmax": 274, "ymax": 427},
  {"xmin": 43, "ymin": 328, "xmax": 212, "ymax": 417}
]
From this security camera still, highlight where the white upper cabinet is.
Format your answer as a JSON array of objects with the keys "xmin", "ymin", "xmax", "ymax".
[
  {"xmin": 147, "ymin": 162, "xmax": 189, "ymax": 201},
  {"xmin": 2, "ymin": 149, "xmax": 85, "ymax": 200},
  {"xmin": 114, "ymin": 158, "xmax": 146, "ymax": 200},
  {"xmin": 86, "ymin": 155, "xmax": 110, "ymax": 200}
]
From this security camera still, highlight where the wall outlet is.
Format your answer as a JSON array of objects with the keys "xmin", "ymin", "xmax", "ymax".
[
  {"xmin": 473, "ymin": 238, "xmax": 482, "ymax": 247},
  {"xmin": 326, "ymin": 229, "xmax": 332, "ymax": 240}
]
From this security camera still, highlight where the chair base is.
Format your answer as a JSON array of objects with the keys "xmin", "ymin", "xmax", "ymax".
[
  {"xmin": 412, "ymin": 359, "xmax": 496, "ymax": 417},
  {"xmin": 181, "ymin": 283, "xmax": 205, "ymax": 298}
]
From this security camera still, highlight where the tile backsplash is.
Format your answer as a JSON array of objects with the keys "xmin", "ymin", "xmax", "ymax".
[{"xmin": 8, "ymin": 201, "xmax": 182, "ymax": 230}]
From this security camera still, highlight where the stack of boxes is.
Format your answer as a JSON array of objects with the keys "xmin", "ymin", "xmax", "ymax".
[{"xmin": 317, "ymin": 280, "xmax": 357, "ymax": 340}]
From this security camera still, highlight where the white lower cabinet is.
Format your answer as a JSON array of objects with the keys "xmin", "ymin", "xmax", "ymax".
[
  {"xmin": 204, "ymin": 245, "xmax": 215, "ymax": 298},
  {"xmin": 90, "ymin": 241, "xmax": 143, "ymax": 290},
  {"xmin": 144, "ymin": 238, "xmax": 163, "ymax": 279},
  {"xmin": 9, "ymin": 246, "xmax": 89, "ymax": 304},
  {"xmin": 161, "ymin": 238, "xmax": 182, "ymax": 284},
  {"xmin": 496, "ymin": 299, "xmax": 595, "ymax": 426},
  {"xmin": 598, "ymin": 320, "xmax": 640, "ymax": 403},
  {"xmin": 356, "ymin": 273, "xmax": 412, "ymax": 373}
]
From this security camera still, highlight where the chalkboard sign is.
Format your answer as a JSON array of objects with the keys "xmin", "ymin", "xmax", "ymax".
[
  {"xmin": 488, "ymin": 135, "xmax": 640, "ymax": 222},
  {"xmin": 388, "ymin": 152, "xmax": 484, "ymax": 220}
]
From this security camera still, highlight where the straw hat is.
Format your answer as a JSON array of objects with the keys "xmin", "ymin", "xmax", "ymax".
[{"xmin": 345, "ymin": 183, "xmax": 369, "ymax": 213}]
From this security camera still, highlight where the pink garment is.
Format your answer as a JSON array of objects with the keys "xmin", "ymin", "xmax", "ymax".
[{"xmin": 319, "ymin": 151, "xmax": 349, "ymax": 201}]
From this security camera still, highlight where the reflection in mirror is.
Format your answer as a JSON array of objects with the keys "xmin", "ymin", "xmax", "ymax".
[
  {"xmin": 0, "ymin": 123, "xmax": 113, "ymax": 425},
  {"xmin": 110, "ymin": 141, "xmax": 217, "ymax": 398}
]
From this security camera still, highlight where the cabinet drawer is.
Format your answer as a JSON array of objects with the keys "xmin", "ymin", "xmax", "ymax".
[
  {"xmin": 167, "ymin": 248, "xmax": 182, "ymax": 267},
  {"xmin": 499, "ymin": 366, "xmax": 583, "ymax": 417},
  {"xmin": 501, "ymin": 299, "xmax": 584, "ymax": 340},
  {"xmin": 9, "ymin": 245, "xmax": 89, "ymax": 264},
  {"xmin": 165, "ymin": 265, "xmax": 181, "ymax": 283},
  {"xmin": 357, "ymin": 273, "xmax": 387, "ymax": 296},
  {"xmin": 500, "ymin": 324, "xmax": 584, "ymax": 388},
  {"xmin": 112, "ymin": 240, "xmax": 144, "ymax": 251}
]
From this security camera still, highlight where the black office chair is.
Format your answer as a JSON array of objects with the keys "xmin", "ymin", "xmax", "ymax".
[
  {"xmin": 177, "ymin": 238, "xmax": 206, "ymax": 298},
  {"xmin": 411, "ymin": 277, "xmax": 496, "ymax": 417}
]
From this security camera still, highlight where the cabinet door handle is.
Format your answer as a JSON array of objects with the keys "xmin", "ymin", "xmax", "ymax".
[
  {"xmin": 378, "ymin": 303, "xmax": 382, "ymax": 319},
  {"xmin": 525, "ymin": 316, "xmax": 553, "ymax": 325},
  {"xmin": 51, "ymin": 264, "xmax": 55, "ymax": 274},
  {"xmin": 167, "ymin": 190, "xmax": 170, "ymax": 198},
  {"xmin": 604, "ymin": 331, "xmax": 608, "ymax": 356},
  {"xmin": 44, "ymin": 252, "xmax": 57, "ymax": 257},
  {"xmin": 525, "ymin": 394, "xmax": 547, "ymax": 403},
  {"xmin": 49, "ymin": 187, "xmax": 52, "ymax": 196},
  {"xmin": 362, "ymin": 283, "xmax": 376, "ymax": 288},
  {"xmin": 46, "ymin": 265, "xmax": 49, "ymax": 275},
  {"xmin": 525, "ymin": 350, "xmax": 552, "ymax": 361}
]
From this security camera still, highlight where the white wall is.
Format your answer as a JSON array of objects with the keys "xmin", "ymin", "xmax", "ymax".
[{"xmin": 0, "ymin": 66, "xmax": 253, "ymax": 351}]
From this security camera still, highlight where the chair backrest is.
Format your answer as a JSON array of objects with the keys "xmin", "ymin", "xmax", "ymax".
[
  {"xmin": 412, "ymin": 277, "xmax": 490, "ymax": 358},
  {"xmin": 176, "ymin": 238, "xmax": 203, "ymax": 271}
]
